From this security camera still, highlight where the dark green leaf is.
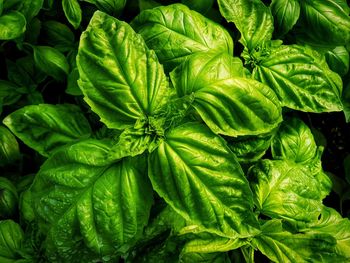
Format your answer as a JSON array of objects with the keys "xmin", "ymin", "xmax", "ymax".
[
  {"xmin": 95, "ymin": 0, "xmax": 126, "ymax": 16},
  {"xmin": 325, "ymin": 46, "xmax": 349, "ymax": 76},
  {"xmin": 77, "ymin": 11, "xmax": 170, "ymax": 129},
  {"xmin": 0, "ymin": 177, "xmax": 18, "ymax": 218},
  {"xmin": 33, "ymin": 46, "xmax": 69, "ymax": 81},
  {"xmin": 42, "ymin": 20, "xmax": 75, "ymax": 52},
  {"xmin": 0, "ymin": 220, "xmax": 24, "ymax": 262},
  {"xmin": 3, "ymin": 104, "xmax": 92, "ymax": 157},
  {"xmin": 17, "ymin": 0, "xmax": 43, "ymax": 22},
  {"xmin": 270, "ymin": 0, "xmax": 300, "ymax": 37},
  {"xmin": 181, "ymin": 0, "xmax": 214, "ymax": 14},
  {"xmin": 0, "ymin": 126, "xmax": 20, "ymax": 167}
]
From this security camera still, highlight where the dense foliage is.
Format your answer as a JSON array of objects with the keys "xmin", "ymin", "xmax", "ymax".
[{"xmin": 1, "ymin": 0, "xmax": 350, "ymax": 262}]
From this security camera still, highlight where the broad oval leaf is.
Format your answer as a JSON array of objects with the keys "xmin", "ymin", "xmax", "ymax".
[
  {"xmin": 17, "ymin": 0, "xmax": 43, "ymax": 22},
  {"xmin": 3, "ymin": 104, "xmax": 92, "ymax": 157},
  {"xmin": 77, "ymin": 11, "xmax": 170, "ymax": 129},
  {"xmin": 248, "ymin": 160, "xmax": 331, "ymax": 223},
  {"xmin": 0, "ymin": 177, "xmax": 18, "ymax": 218},
  {"xmin": 33, "ymin": 46, "xmax": 69, "ymax": 81},
  {"xmin": 31, "ymin": 140, "xmax": 153, "ymax": 261},
  {"xmin": 217, "ymin": 0, "xmax": 273, "ymax": 51},
  {"xmin": 148, "ymin": 122, "xmax": 259, "ymax": 238},
  {"xmin": 62, "ymin": 0, "xmax": 82, "ymax": 29},
  {"xmin": 95, "ymin": 0, "xmax": 126, "ymax": 16},
  {"xmin": 271, "ymin": 117, "xmax": 318, "ymax": 164},
  {"xmin": 252, "ymin": 45, "xmax": 343, "ymax": 112},
  {"xmin": 0, "ymin": 11, "xmax": 26, "ymax": 40},
  {"xmin": 270, "ymin": 0, "xmax": 300, "ymax": 37},
  {"xmin": 131, "ymin": 4, "xmax": 233, "ymax": 71},
  {"xmin": 42, "ymin": 20, "xmax": 75, "ymax": 52},
  {"xmin": 0, "ymin": 220, "xmax": 24, "ymax": 261},
  {"xmin": 170, "ymin": 52, "xmax": 282, "ymax": 136},
  {"xmin": 298, "ymin": 0, "xmax": 350, "ymax": 46}
]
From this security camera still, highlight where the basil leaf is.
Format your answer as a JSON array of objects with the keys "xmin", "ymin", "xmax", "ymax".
[
  {"xmin": 270, "ymin": 0, "xmax": 300, "ymax": 37},
  {"xmin": 17, "ymin": 0, "xmax": 43, "ymax": 22},
  {"xmin": 42, "ymin": 21, "xmax": 75, "ymax": 52},
  {"xmin": 170, "ymin": 52, "xmax": 281, "ymax": 136},
  {"xmin": 0, "ymin": 177, "xmax": 18, "ymax": 218},
  {"xmin": 148, "ymin": 122, "xmax": 259, "ymax": 238},
  {"xmin": 217, "ymin": 0, "xmax": 273, "ymax": 51},
  {"xmin": 298, "ymin": 0, "xmax": 350, "ymax": 46},
  {"xmin": 131, "ymin": 4, "xmax": 233, "ymax": 71},
  {"xmin": 31, "ymin": 141, "xmax": 153, "ymax": 261},
  {"xmin": 33, "ymin": 46, "xmax": 69, "ymax": 81},
  {"xmin": 0, "ymin": 11, "xmax": 26, "ymax": 40},
  {"xmin": 0, "ymin": 220, "xmax": 24, "ymax": 261},
  {"xmin": 3, "ymin": 104, "xmax": 92, "ymax": 157},
  {"xmin": 77, "ymin": 11, "xmax": 170, "ymax": 129},
  {"xmin": 248, "ymin": 160, "xmax": 331, "ymax": 223},
  {"xmin": 0, "ymin": 80, "xmax": 23, "ymax": 109},
  {"xmin": 253, "ymin": 45, "xmax": 343, "ymax": 112},
  {"xmin": 325, "ymin": 46, "xmax": 349, "ymax": 76},
  {"xmin": 271, "ymin": 117, "xmax": 318, "ymax": 164},
  {"xmin": 297, "ymin": 207, "xmax": 350, "ymax": 260},
  {"xmin": 252, "ymin": 219, "xmax": 342, "ymax": 263},
  {"xmin": 0, "ymin": 126, "xmax": 20, "ymax": 167},
  {"xmin": 181, "ymin": 0, "xmax": 214, "ymax": 14},
  {"xmin": 62, "ymin": 0, "xmax": 82, "ymax": 29},
  {"xmin": 94, "ymin": 0, "xmax": 126, "ymax": 16}
]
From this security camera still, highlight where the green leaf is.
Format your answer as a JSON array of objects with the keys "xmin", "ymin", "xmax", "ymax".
[
  {"xmin": 217, "ymin": 0, "xmax": 273, "ymax": 51},
  {"xmin": 0, "ymin": 80, "xmax": 24, "ymax": 110},
  {"xmin": 181, "ymin": 0, "xmax": 214, "ymax": 14},
  {"xmin": 148, "ymin": 122, "xmax": 259, "ymax": 238},
  {"xmin": 31, "ymin": 140, "xmax": 153, "ymax": 261},
  {"xmin": 298, "ymin": 0, "xmax": 350, "ymax": 46},
  {"xmin": 131, "ymin": 4, "xmax": 233, "ymax": 71},
  {"xmin": 33, "ymin": 46, "xmax": 69, "ymax": 81},
  {"xmin": 138, "ymin": 0, "xmax": 161, "ymax": 11},
  {"xmin": 0, "ymin": 11, "xmax": 26, "ymax": 40},
  {"xmin": 170, "ymin": 52, "xmax": 282, "ymax": 136},
  {"xmin": 62, "ymin": 0, "xmax": 82, "ymax": 29},
  {"xmin": 180, "ymin": 251, "xmax": 230, "ymax": 263},
  {"xmin": 325, "ymin": 46, "xmax": 349, "ymax": 76},
  {"xmin": 66, "ymin": 67, "xmax": 82, "ymax": 96},
  {"xmin": 94, "ymin": 0, "xmax": 126, "ymax": 16},
  {"xmin": 0, "ymin": 177, "xmax": 18, "ymax": 218},
  {"xmin": 252, "ymin": 219, "xmax": 343, "ymax": 263},
  {"xmin": 270, "ymin": 0, "xmax": 300, "ymax": 37},
  {"xmin": 0, "ymin": 126, "xmax": 20, "ymax": 167},
  {"xmin": 77, "ymin": 11, "xmax": 170, "ymax": 129},
  {"xmin": 17, "ymin": 0, "xmax": 43, "ymax": 22},
  {"xmin": 3, "ymin": 104, "xmax": 92, "ymax": 157},
  {"xmin": 0, "ymin": 220, "xmax": 24, "ymax": 262},
  {"xmin": 297, "ymin": 207, "xmax": 350, "ymax": 260},
  {"xmin": 248, "ymin": 160, "xmax": 331, "ymax": 223},
  {"xmin": 42, "ymin": 20, "xmax": 75, "ymax": 52},
  {"xmin": 252, "ymin": 44, "xmax": 343, "ymax": 112},
  {"xmin": 271, "ymin": 117, "xmax": 318, "ymax": 164},
  {"xmin": 226, "ymin": 130, "xmax": 276, "ymax": 163}
]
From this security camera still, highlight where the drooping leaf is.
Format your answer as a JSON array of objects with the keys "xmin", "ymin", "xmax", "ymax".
[
  {"xmin": 3, "ymin": 104, "xmax": 92, "ymax": 157},
  {"xmin": 298, "ymin": 0, "xmax": 350, "ymax": 47},
  {"xmin": 33, "ymin": 46, "xmax": 69, "ymax": 81},
  {"xmin": 31, "ymin": 140, "xmax": 153, "ymax": 261},
  {"xmin": 252, "ymin": 44, "xmax": 343, "ymax": 112},
  {"xmin": 248, "ymin": 160, "xmax": 331, "ymax": 223},
  {"xmin": 270, "ymin": 0, "xmax": 300, "ymax": 37},
  {"xmin": 0, "ymin": 11, "xmax": 26, "ymax": 40},
  {"xmin": 325, "ymin": 46, "xmax": 349, "ymax": 76},
  {"xmin": 77, "ymin": 11, "xmax": 170, "ymax": 129},
  {"xmin": 131, "ymin": 4, "xmax": 233, "ymax": 71},
  {"xmin": 217, "ymin": 0, "xmax": 273, "ymax": 51},
  {"xmin": 252, "ymin": 219, "xmax": 345, "ymax": 263},
  {"xmin": 62, "ymin": 0, "xmax": 82, "ymax": 29},
  {"xmin": 148, "ymin": 122, "xmax": 260, "ymax": 238},
  {"xmin": 0, "ymin": 126, "xmax": 20, "ymax": 167}
]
